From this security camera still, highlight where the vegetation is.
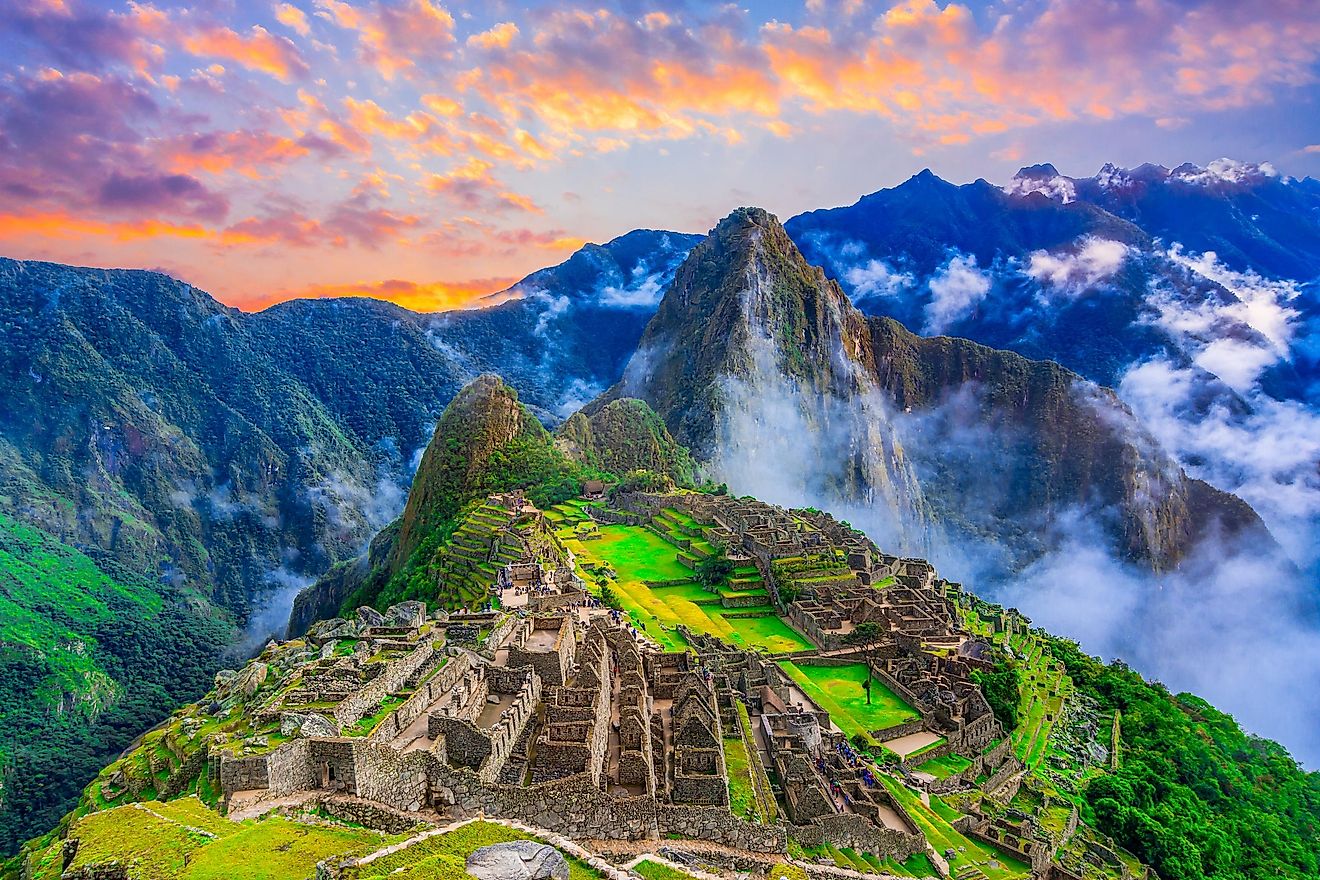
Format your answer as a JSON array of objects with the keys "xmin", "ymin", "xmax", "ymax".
[
  {"xmin": 0, "ymin": 515, "xmax": 233, "ymax": 853},
  {"xmin": 23, "ymin": 798, "xmax": 390, "ymax": 880},
  {"xmin": 694, "ymin": 551, "xmax": 736, "ymax": 587},
  {"xmin": 1052, "ymin": 637, "xmax": 1320, "ymax": 880},
  {"xmin": 777, "ymin": 662, "xmax": 919, "ymax": 736},
  {"xmin": 970, "ymin": 648, "xmax": 1022, "ymax": 731},
  {"xmin": 632, "ymin": 858, "xmax": 700, "ymax": 880}
]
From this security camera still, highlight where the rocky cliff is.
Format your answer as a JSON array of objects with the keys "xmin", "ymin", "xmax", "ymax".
[{"xmin": 556, "ymin": 398, "xmax": 696, "ymax": 487}]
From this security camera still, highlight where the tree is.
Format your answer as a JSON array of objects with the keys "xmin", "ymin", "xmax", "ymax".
[
  {"xmin": 844, "ymin": 621, "xmax": 886, "ymax": 702},
  {"xmin": 695, "ymin": 551, "xmax": 736, "ymax": 588}
]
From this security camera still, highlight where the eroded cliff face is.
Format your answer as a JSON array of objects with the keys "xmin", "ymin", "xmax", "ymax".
[{"xmin": 601, "ymin": 207, "xmax": 1274, "ymax": 575}]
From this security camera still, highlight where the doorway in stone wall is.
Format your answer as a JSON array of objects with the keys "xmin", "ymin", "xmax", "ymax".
[{"xmin": 321, "ymin": 762, "xmax": 335, "ymax": 789}]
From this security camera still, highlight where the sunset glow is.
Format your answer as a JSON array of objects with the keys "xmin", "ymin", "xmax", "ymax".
[{"xmin": 2, "ymin": 0, "xmax": 1318, "ymax": 310}]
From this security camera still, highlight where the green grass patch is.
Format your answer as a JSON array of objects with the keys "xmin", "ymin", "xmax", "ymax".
[
  {"xmin": 778, "ymin": 662, "xmax": 920, "ymax": 735},
  {"xmin": 723, "ymin": 737, "xmax": 758, "ymax": 822},
  {"xmin": 349, "ymin": 820, "xmax": 600, "ymax": 880},
  {"xmin": 913, "ymin": 752, "xmax": 973, "ymax": 780},
  {"xmin": 633, "ymin": 857, "xmax": 700, "ymax": 880}
]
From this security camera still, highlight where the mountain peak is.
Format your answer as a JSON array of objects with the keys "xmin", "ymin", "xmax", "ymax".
[
  {"xmin": 1014, "ymin": 162, "xmax": 1062, "ymax": 179},
  {"xmin": 390, "ymin": 373, "xmax": 546, "ymax": 568}
]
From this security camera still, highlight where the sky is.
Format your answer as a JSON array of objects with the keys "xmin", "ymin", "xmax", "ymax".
[{"xmin": 2, "ymin": 0, "xmax": 1319, "ymax": 312}]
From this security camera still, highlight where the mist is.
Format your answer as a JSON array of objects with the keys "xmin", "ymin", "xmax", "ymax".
[{"xmin": 698, "ymin": 318, "xmax": 1320, "ymax": 766}]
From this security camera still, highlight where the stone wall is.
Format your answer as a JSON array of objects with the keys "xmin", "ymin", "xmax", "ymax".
[
  {"xmin": 369, "ymin": 652, "xmax": 471, "ymax": 744},
  {"xmin": 218, "ymin": 753, "xmax": 270, "ymax": 794},
  {"xmin": 791, "ymin": 812, "xmax": 925, "ymax": 862},
  {"xmin": 506, "ymin": 617, "xmax": 575, "ymax": 686},
  {"xmin": 315, "ymin": 796, "xmax": 430, "ymax": 835},
  {"xmin": 266, "ymin": 738, "xmax": 315, "ymax": 796},
  {"xmin": 334, "ymin": 641, "xmax": 436, "ymax": 730}
]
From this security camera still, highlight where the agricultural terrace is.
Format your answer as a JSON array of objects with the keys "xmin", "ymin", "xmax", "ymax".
[
  {"xmin": 879, "ymin": 778, "xmax": 1031, "ymax": 880},
  {"xmin": 560, "ymin": 520, "xmax": 813, "ymax": 654},
  {"xmin": 1009, "ymin": 635, "xmax": 1071, "ymax": 771},
  {"xmin": 778, "ymin": 662, "xmax": 920, "ymax": 737}
]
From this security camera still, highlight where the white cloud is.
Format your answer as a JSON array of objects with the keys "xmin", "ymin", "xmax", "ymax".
[
  {"xmin": 1025, "ymin": 237, "xmax": 1129, "ymax": 294},
  {"xmin": 843, "ymin": 258, "xmax": 915, "ymax": 300},
  {"xmin": 1172, "ymin": 158, "xmax": 1280, "ymax": 186},
  {"xmin": 924, "ymin": 253, "xmax": 991, "ymax": 334}
]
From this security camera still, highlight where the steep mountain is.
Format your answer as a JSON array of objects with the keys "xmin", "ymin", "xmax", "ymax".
[
  {"xmin": 290, "ymin": 374, "xmax": 601, "ymax": 625},
  {"xmin": 556, "ymin": 397, "xmax": 697, "ymax": 486},
  {"xmin": 603, "ymin": 207, "xmax": 1271, "ymax": 576},
  {"xmin": 783, "ymin": 164, "xmax": 1320, "ymax": 573}
]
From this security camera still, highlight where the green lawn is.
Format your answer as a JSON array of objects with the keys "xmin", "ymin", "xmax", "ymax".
[
  {"xmin": 633, "ymin": 858, "xmax": 701, "ymax": 880},
  {"xmin": 913, "ymin": 752, "xmax": 973, "ymax": 779},
  {"xmin": 60, "ymin": 801, "xmax": 392, "ymax": 880},
  {"xmin": 778, "ymin": 662, "xmax": 919, "ymax": 736},
  {"xmin": 567, "ymin": 525, "xmax": 812, "ymax": 654},
  {"xmin": 723, "ymin": 737, "xmax": 759, "ymax": 822}
]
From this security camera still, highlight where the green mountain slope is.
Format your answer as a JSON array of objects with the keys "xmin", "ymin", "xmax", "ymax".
[{"xmin": 0, "ymin": 513, "xmax": 232, "ymax": 853}]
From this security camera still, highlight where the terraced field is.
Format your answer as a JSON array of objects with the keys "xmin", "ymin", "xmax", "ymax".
[
  {"xmin": 878, "ymin": 777, "xmax": 1031, "ymax": 880},
  {"xmin": 565, "ymin": 523, "xmax": 812, "ymax": 653}
]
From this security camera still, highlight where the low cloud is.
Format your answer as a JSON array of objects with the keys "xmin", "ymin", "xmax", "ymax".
[
  {"xmin": 843, "ymin": 258, "xmax": 916, "ymax": 301},
  {"xmin": 924, "ymin": 253, "xmax": 991, "ymax": 334},
  {"xmin": 1025, "ymin": 237, "xmax": 1129, "ymax": 294}
]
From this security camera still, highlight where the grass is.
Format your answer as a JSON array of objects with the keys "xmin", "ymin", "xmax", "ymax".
[
  {"xmin": 567, "ymin": 524, "xmax": 812, "ymax": 654},
  {"xmin": 723, "ymin": 737, "xmax": 759, "ymax": 821},
  {"xmin": 778, "ymin": 662, "xmax": 919, "ymax": 736},
  {"xmin": 62, "ymin": 800, "xmax": 390, "ymax": 880},
  {"xmin": 348, "ymin": 820, "xmax": 601, "ymax": 880},
  {"xmin": 633, "ymin": 857, "xmax": 700, "ymax": 880},
  {"xmin": 913, "ymin": 752, "xmax": 973, "ymax": 779}
]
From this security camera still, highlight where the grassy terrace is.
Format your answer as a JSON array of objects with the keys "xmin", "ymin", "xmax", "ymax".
[
  {"xmin": 723, "ymin": 736, "xmax": 759, "ymax": 822},
  {"xmin": 879, "ymin": 777, "xmax": 1031, "ymax": 880},
  {"xmin": 913, "ymin": 752, "xmax": 973, "ymax": 779},
  {"xmin": 33, "ymin": 797, "xmax": 395, "ymax": 880},
  {"xmin": 565, "ymin": 523, "xmax": 813, "ymax": 654},
  {"xmin": 347, "ymin": 820, "xmax": 601, "ymax": 880},
  {"xmin": 778, "ymin": 662, "xmax": 919, "ymax": 737}
]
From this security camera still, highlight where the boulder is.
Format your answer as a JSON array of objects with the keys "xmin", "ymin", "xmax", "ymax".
[
  {"xmin": 232, "ymin": 662, "xmax": 268, "ymax": 697},
  {"xmin": 465, "ymin": 841, "xmax": 570, "ymax": 880},
  {"xmin": 356, "ymin": 606, "xmax": 386, "ymax": 628},
  {"xmin": 280, "ymin": 712, "xmax": 339, "ymax": 738},
  {"xmin": 384, "ymin": 600, "xmax": 427, "ymax": 628},
  {"xmin": 307, "ymin": 618, "xmax": 350, "ymax": 641}
]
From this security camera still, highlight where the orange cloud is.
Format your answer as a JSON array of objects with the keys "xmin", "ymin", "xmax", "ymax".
[
  {"xmin": 315, "ymin": 0, "xmax": 455, "ymax": 81},
  {"xmin": 275, "ymin": 3, "xmax": 311, "ymax": 37},
  {"xmin": 182, "ymin": 24, "xmax": 308, "ymax": 81}
]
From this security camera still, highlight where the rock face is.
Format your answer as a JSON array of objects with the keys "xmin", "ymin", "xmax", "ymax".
[
  {"xmin": 600, "ymin": 207, "xmax": 1274, "ymax": 575},
  {"xmin": 465, "ymin": 840, "xmax": 570, "ymax": 880},
  {"xmin": 600, "ymin": 207, "xmax": 931, "ymax": 554}
]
